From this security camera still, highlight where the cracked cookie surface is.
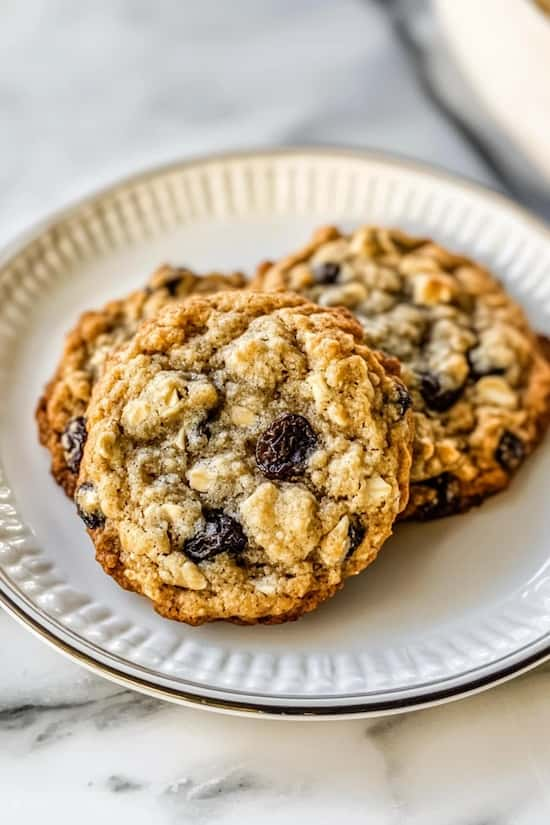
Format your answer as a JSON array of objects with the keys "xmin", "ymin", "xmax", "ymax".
[
  {"xmin": 253, "ymin": 226, "xmax": 550, "ymax": 519},
  {"xmin": 76, "ymin": 291, "xmax": 413, "ymax": 625},
  {"xmin": 36, "ymin": 265, "xmax": 245, "ymax": 497}
]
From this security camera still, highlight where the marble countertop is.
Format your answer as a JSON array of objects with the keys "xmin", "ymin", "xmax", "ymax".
[
  {"xmin": 4, "ymin": 615, "xmax": 550, "ymax": 824},
  {"xmin": 2, "ymin": 1, "xmax": 550, "ymax": 822}
]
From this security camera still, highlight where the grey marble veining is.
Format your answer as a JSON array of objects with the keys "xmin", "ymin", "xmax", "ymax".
[
  {"xmin": 2, "ymin": 1, "xmax": 550, "ymax": 822},
  {"xmin": 3, "ymin": 668, "xmax": 550, "ymax": 823}
]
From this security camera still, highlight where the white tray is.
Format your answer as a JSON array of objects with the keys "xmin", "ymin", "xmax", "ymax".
[{"xmin": 2, "ymin": 148, "xmax": 550, "ymax": 718}]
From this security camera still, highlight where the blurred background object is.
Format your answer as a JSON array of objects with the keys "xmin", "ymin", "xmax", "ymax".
[
  {"xmin": 430, "ymin": 0, "xmax": 550, "ymax": 213},
  {"xmin": 1, "ymin": 0, "xmax": 548, "ymax": 254},
  {"xmin": 376, "ymin": 0, "xmax": 550, "ymax": 215}
]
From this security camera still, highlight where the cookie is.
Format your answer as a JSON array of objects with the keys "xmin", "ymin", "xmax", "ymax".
[
  {"xmin": 252, "ymin": 226, "xmax": 550, "ymax": 519},
  {"xmin": 75, "ymin": 291, "xmax": 413, "ymax": 625},
  {"xmin": 36, "ymin": 265, "xmax": 245, "ymax": 497}
]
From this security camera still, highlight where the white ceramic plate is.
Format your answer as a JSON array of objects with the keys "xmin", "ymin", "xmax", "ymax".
[{"xmin": 2, "ymin": 148, "xmax": 550, "ymax": 718}]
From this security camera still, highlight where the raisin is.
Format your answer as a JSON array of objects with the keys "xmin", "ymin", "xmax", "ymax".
[
  {"xmin": 163, "ymin": 275, "xmax": 183, "ymax": 296},
  {"xmin": 419, "ymin": 372, "xmax": 464, "ymax": 413},
  {"xmin": 198, "ymin": 402, "xmax": 221, "ymax": 440},
  {"xmin": 255, "ymin": 413, "xmax": 317, "ymax": 480},
  {"xmin": 183, "ymin": 510, "xmax": 247, "ymax": 563},
  {"xmin": 346, "ymin": 518, "xmax": 367, "ymax": 558},
  {"xmin": 313, "ymin": 261, "xmax": 340, "ymax": 284},
  {"xmin": 392, "ymin": 384, "xmax": 412, "ymax": 418},
  {"xmin": 414, "ymin": 473, "xmax": 461, "ymax": 521},
  {"xmin": 61, "ymin": 416, "xmax": 87, "ymax": 474},
  {"xmin": 495, "ymin": 431, "xmax": 525, "ymax": 472},
  {"xmin": 78, "ymin": 508, "xmax": 105, "ymax": 530},
  {"xmin": 75, "ymin": 482, "xmax": 105, "ymax": 530}
]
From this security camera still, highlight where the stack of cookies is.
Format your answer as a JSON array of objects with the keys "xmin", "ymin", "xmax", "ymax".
[{"xmin": 36, "ymin": 226, "xmax": 550, "ymax": 625}]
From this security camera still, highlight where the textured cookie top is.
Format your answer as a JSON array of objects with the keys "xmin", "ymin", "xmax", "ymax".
[
  {"xmin": 36, "ymin": 265, "xmax": 245, "ymax": 496},
  {"xmin": 76, "ymin": 291, "xmax": 413, "ymax": 625},
  {"xmin": 253, "ymin": 226, "xmax": 550, "ymax": 519}
]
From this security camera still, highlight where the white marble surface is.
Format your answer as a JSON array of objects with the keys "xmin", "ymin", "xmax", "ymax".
[{"xmin": 2, "ymin": 1, "xmax": 550, "ymax": 822}]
